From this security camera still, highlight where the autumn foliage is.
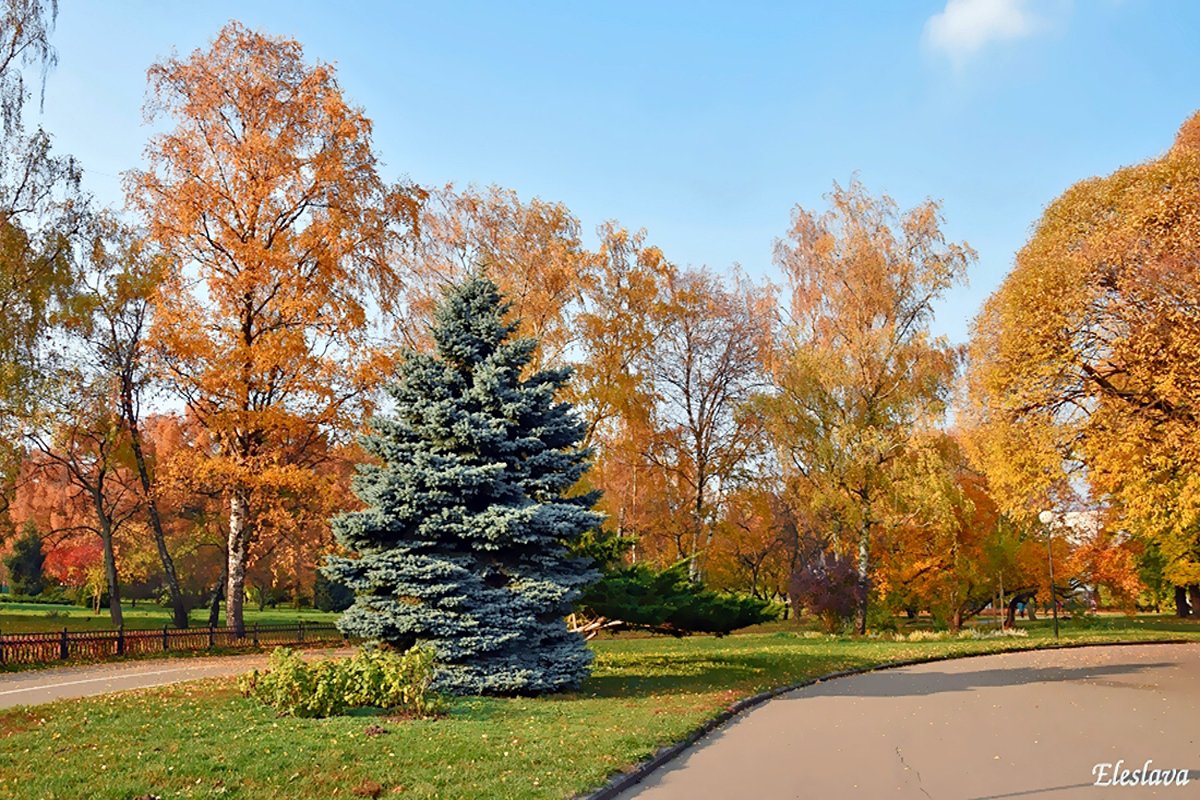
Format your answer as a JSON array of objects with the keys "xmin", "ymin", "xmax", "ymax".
[
  {"xmin": 125, "ymin": 22, "xmax": 421, "ymax": 633},
  {"xmin": 969, "ymin": 112, "xmax": 1200, "ymax": 615},
  {"xmin": 2, "ymin": 10, "xmax": 1181, "ymax": 637}
]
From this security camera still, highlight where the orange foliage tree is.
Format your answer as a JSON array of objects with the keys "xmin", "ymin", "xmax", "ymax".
[
  {"xmin": 707, "ymin": 485, "xmax": 798, "ymax": 601},
  {"xmin": 874, "ymin": 434, "xmax": 1040, "ymax": 630},
  {"xmin": 126, "ymin": 22, "xmax": 422, "ymax": 633},
  {"xmin": 399, "ymin": 183, "xmax": 591, "ymax": 367},
  {"xmin": 10, "ymin": 431, "xmax": 140, "ymax": 622},
  {"xmin": 572, "ymin": 224, "xmax": 674, "ymax": 448}
]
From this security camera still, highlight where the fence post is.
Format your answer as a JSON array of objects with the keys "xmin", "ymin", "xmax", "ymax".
[
  {"xmin": 208, "ymin": 625, "xmax": 215, "ymax": 650},
  {"xmin": 117, "ymin": 625, "xmax": 124, "ymax": 656},
  {"xmin": 162, "ymin": 626, "xmax": 169, "ymax": 652},
  {"xmin": 0, "ymin": 625, "xmax": 5, "ymax": 665},
  {"xmin": 60, "ymin": 627, "xmax": 68, "ymax": 660},
  {"xmin": 298, "ymin": 620, "xmax": 305, "ymax": 643},
  {"xmin": 252, "ymin": 623, "xmax": 259, "ymax": 647}
]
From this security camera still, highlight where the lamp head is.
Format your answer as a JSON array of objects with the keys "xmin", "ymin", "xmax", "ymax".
[{"xmin": 1038, "ymin": 510, "xmax": 1055, "ymax": 525}]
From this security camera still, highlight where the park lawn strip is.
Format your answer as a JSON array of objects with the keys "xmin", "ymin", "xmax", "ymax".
[
  {"xmin": 2, "ymin": 624, "xmax": 1199, "ymax": 800},
  {"xmin": 0, "ymin": 601, "xmax": 339, "ymax": 634}
]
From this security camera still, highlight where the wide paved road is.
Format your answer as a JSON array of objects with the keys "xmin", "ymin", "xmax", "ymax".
[
  {"xmin": 619, "ymin": 643, "xmax": 1200, "ymax": 799},
  {"xmin": 0, "ymin": 646, "xmax": 351, "ymax": 708}
]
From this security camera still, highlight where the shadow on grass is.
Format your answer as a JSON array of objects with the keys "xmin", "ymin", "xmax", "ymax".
[
  {"xmin": 798, "ymin": 659, "xmax": 1177, "ymax": 699},
  {"xmin": 574, "ymin": 635, "xmax": 1197, "ymax": 703},
  {"xmin": 577, "ymin": 651, "xmax": 870, "ymax": 699}
]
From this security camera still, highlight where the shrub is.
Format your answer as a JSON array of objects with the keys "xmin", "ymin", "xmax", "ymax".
[
  {"xmin": 866, "ymin": 603, "xmax": 899, "ymax": 633},
  {"xmin": 341, "ymin": 646, "xmax": 441, "ymax": 714},
  {"xmin": 956, "ymin": 627, "xmax": 1029, "ymax": 640},
  {"xmin": 898, "ymin": 629, "xmax": 949, "ymax": 642},
  {"xmin": 0, "ymin": 592, "xmax": 69, "ymax": 605},
  {"xmin": 789, "ymin": 548, "xmax": 864, "ymax": 633},
  {"xmin": 3, "ymin": 523, "xmax": 45, "ymax": 596},
  {"xmin": 580, "ymin": 563, "xmax": 777, "ymax": 636},
  {"xmin": 239, "ymin": 646, "xmax": 445, "ymax": 718},
  {"xmin": 313, "ymin": 572, "xmax": 354, "ymax": 613}
]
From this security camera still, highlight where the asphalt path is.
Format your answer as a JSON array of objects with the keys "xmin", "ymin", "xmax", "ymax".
[
  {"xmin": 0, "ymin": 646, "xmax": 352, "ymax": 708},
  {"xmin": 617, "ymin": 643, "xmax": 1200, "ymax": 799}
]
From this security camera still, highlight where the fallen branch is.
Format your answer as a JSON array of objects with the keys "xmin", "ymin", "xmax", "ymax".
[{"xmin": 567, "ymin": 614, "xmax": 626, "ymax": 640}]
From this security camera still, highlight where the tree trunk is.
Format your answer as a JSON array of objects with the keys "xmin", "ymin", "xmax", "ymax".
[
  {"xmin": 688, "ymin": 484, "xmax": 704, "ymax": 583},
  {"xmin": 207, "ymin": 559, "xmax": 228, "ymax": 628},
  {"xmin": 142, "ymin": 490, "xmax": 187, "ymax": 628},
  {"xmin": 854, "ymin": 520, "xmax": 870, "ymax": 635},
  {"xmin": 226, "ymin": 486, "xmax": 250, "ymax": 637},
  {"xmin": 1188, "ymin": 585, "xmax": 1200, "ymax": 619},
  {"xmin": 94, "ymin": 500, "xmax": 123, "ymax": 628},
  {"xmin": 124, "ymin": 407, "xmax": 188, "ymax": 628},
  {"xmin": 1176, "ymin": 585, "xmax": 1191, "ymax": 618},
  {"xmin": 949, "ymin": 607, "xmax": 964, "ymax": 633}
]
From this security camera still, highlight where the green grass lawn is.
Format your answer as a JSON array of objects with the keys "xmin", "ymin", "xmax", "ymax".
[
  {"xmin": 2, "ymin": 615, "xmax": 1198, "ymax": 799},
  {"xmin": 0, "ymin": 601, "xmax": 338, "ymax": 635}
]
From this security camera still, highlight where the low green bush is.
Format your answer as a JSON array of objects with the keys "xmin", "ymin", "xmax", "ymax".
[
  {"xmin": 0, "ymin": 588, "xmax": 72, "ymax": 605},
  {"xmin": 0, "ymin": 594, "xmax": 66, "ymax": 606},
  {"xmin": 238, "ymin": 646, "xmax": 445, "ymax": 719},
  {"xmin": 581, "ymin": 563, "xmax": 778, "ymax": 636},
  {"xmin": 862, "ymin": 603, "xmax": 898, "ymax": 633}
]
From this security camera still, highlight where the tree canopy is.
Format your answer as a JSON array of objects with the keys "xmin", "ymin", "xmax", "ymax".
[{"xmin": 969, "ymin": 112, "xmax": 1200, "ymax": 592}]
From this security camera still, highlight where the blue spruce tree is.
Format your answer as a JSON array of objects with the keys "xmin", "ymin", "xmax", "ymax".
[{"xmin": 324, "ymin": 277, "xmax": 602, "ymax": 694}]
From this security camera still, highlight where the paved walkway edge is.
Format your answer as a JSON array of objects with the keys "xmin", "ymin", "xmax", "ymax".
[{"xmin": 577, "ymin": 638, "xmax": 1193, "ymax": 800}]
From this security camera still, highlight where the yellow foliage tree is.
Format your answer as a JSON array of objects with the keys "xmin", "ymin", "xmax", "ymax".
[
  {"xmin": 764, "ymin": 179, "xmax": 974, "ymax": 633},
  {"xmin": 968, "ymin": 112, "xmax": 1200, "ymax": 610}
]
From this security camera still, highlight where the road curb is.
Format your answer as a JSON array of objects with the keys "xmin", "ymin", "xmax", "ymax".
[{"xmin": 579, "ymin": 638, "xmax": 1193, "ymax": 800}]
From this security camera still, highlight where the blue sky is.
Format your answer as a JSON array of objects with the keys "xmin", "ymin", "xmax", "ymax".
[{"xmin": 31, "ymin": 0, "xmax": 1200, "ymax": 343}]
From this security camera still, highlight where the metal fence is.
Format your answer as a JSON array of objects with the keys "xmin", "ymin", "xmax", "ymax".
[{"xmin": 0, "ymin": 622, "xmax": 344, "ymax": 666}]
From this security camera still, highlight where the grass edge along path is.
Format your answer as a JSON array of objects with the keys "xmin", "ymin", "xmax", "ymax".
[{"xmin": 1, "ymin": 624, "xmax": 1198, "ymax": 800}]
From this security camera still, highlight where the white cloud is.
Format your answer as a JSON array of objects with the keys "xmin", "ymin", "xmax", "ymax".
[{"xmin": 923, "ymin": 0, "xmax": 1044, "ymax": 62}]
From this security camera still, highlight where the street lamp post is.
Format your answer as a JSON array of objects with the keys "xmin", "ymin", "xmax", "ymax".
[{"xmin": 1038, "ymin": 509, "xmax": 1059, "ymax": 640}]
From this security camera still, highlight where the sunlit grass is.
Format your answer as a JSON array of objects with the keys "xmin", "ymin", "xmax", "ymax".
[
  {"xmin": 2, "ymin": 615, "xmax": 1197, "ymax": 799},
  {"xmin": 0, "ymin": 601, "xmax": 338, "ymax": 634}
]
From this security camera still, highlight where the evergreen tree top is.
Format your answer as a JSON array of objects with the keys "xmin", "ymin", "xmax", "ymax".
[{"xmin": 433, "ymin": 276, "xmax": 521, "ymax": 371}]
